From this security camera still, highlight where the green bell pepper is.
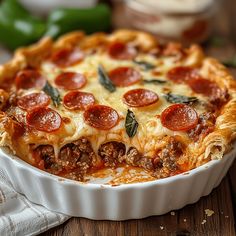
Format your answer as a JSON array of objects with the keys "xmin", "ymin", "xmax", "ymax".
[
  {"xmin": 0, "ymin": 1, "xmax": 111, "ymax": 50},
  {"xmin": 45, "ymin": 4, "xmax": 111, "ymax": 39},
  {"xmin": 0, "ymin": 0, "xmax": 46, "ymax": 50},
  {"xmin": 1, "ymin": 0, "xmax": 34, "ymax": 18}
]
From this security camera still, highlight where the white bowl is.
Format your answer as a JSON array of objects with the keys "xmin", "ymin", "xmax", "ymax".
[
  {"xmin": 0, "ymin": 145, "xmax": 235, "ymax": 220},
  {"xmin": 19, "ymin": 0, "xmax": 98, "ymax": 16}
]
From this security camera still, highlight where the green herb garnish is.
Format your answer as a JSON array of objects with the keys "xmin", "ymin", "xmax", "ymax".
[
  {"xmin": 125, "ymin": 109, "xmax": 139, "ymax": 138},
  {"xmin": 43, "ymin": 81, "xmax": 61, "ymax": 107},
  {"xmin": 133, "ymin": 59, "xmax": 155, "ymax": 70},
  {"xmin": 98, "ymin": 65, "xmax": 116, "ymax": 92},
  {"xmin": 164, "ymin": 93, "xmax": 198, "ymax": 104},
  {"xmin": 143, "ymin": 79, "xmax": 167, "ymax": 84}
]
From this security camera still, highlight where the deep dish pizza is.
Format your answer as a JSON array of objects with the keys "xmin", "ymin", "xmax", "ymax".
[{"xmin": 0, "ymin": 30, "xmax": 235, "ymax": 183}]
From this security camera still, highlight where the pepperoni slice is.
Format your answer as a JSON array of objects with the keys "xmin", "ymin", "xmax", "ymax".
[
  {"xmin": 26, "ymin": 107, "xmax": 62, "ymax": 132},
  {"xmin": 84, "ymin": 105, "xmax": 119, "ymax": 130},
  {"xmin": 51, "ymin": 48, "xmax": 84, "ymax": 67},
  {"xmin": 55, "ymin": 72, "xmax": 86, "ymax": 90},
  {"xmin": 161, "ymin": 104, "xmax": 198, "ymax": 131},
  {"xmin": 15, "ymin": 69, "xmax": 46, "ymax": 90},
  {"xmin": 123, "ymin": 89, "xmax": 159, "ymax": 107},
  {"xmin": 109, "ymin": 67, "xmax": 141, "ymax": 87},
  {"xmin": 167, "ymin": 66, "xmax": 198, "ymax": 83},
  {"xmin": 108, "ymin": 42, "xmax": 137, "ymax": 60},
  {"xmin": 63, "ymin": 91, "xmax": 95, "ymax": 110},
  {"xmin": 18, "ymin": 93, "xmax": 50, "ymax": 111},
  {"xmin": 187, "ymin": 78, "xmax": 221, "ymax": 97}
]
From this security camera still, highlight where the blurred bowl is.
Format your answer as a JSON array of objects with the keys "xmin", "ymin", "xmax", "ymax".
[{"xmin": 19, "ymin": 0, "xmax": 98, "ymax": 16}]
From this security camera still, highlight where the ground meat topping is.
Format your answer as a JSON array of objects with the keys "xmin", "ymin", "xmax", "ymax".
[
  {"xmin": 33, "ymin": 136, "xmax": 187, "ymax": 181},
  {"xmin": 33, "ymin": 138, "xmax": 97, "ymax": 180},
  {"xmin": 188, "ymin": 112, "xmax": 216, "ymax": 141},
  {"xmin": 153, "ymin": 137, "xmax": 185, "ymax": 178},
  {"xmin": 58, "ymin": 138, "xmax": 96, "ymax": 171},
  {"xmin": 126, "ymin": 147, "xmax": 154, "ymax": 170},
  {"xmin": 98, "ymin": 141, "xmax": 126, "ymax": 167},
  {"xmin": 98, "ymin": 137, "xmax": 185, "ymax": 178},
  {"xmin": 209, "ymin": 89, "xmax": 229, "ymax": 108},
  {"xmin": 98, "ymin": 143, "xmax": 155, "ymax": 171},
  {"xmin": 138, "ymin": 157, "xmax": 154, "ymax": 170},
  {"xmin": 34, "ymin": 145, "xmax": 55, "ymax": 169},
  {"xmin": 125, "ymin": 147, "xmax": 142, "ymax": 166}
]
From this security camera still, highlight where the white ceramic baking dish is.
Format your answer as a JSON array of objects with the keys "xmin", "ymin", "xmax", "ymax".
[{"xmin": 0, "ymin": 146, "xmax": 235, "ymax": 220}]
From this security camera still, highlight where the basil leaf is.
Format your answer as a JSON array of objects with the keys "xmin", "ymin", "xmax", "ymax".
[
  {"xmin": 222, "ymin": 55, "xmax": 236, "ymax": 68},
  {"xmin": 125, "ymin": 109, "xmax": 139, "ymax": 138},
  {"xmin": 98, "ymin": 65, "xmax": 116, "ymax": 92},
  {"xmin": 43, "ymin": 81, "xmax": 61, "ymax": 107},
  {"xmin": 133, "ymin": 59, "xmax": 155, "ymax": 70},
  {"xmin": 164, "ymin": 93, "xmax": 198, "ymax": 104},
  {"xmin": 143, "ymin": 79, "xmax": 167, "ymax": 84}
]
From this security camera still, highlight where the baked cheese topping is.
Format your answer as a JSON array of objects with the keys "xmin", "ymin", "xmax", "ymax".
[{"xmin": 37, "ymin": 49, "xmax": 209, "ymax": 152}]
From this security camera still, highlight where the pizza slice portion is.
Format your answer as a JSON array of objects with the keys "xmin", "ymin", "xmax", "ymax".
[{"xmin": 0, "ymin": 30, "xmax": 235, "ymax": 183}]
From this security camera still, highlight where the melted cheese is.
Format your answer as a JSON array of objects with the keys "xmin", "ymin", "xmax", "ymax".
[{"xmin": 19, "ymin": 51, "xmax": 209, "ymax": 157}]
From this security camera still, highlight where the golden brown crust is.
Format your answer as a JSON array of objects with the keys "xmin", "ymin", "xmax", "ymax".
[
  {"xmin": 0, "ymin": 112, "xmax": 30, "ymax": 161},
  {"xmin": 109, "ymin": 29, "xmax": 158, "ymax": 51},
  {"xmin": 54, "ymin": 31, "xmax": 85, "ymax": 49},
  {"xmin": 0, "ymin": 29, "xmax": 236, "ymax": 175},
  {"xmin": 192, "ymin": 58, "xmax": 236, "ymax": 165},
  {"xmin": 0, "ymin": 53, "xmax": 26, "ymax": 85},
  {"xmin": 182, "ymin": 45, "xmax": 205, "ymax": 67},
  {"xmin": 78, "ymin": 32, "xmax": 108, "ymax": 50},
  {"xmin": 201, "ymin": 58, "xmax": 236, "ymax": 91},
  {"xmin": 16, "ymin": 37, "xmax": 53, "ymax": 68}
]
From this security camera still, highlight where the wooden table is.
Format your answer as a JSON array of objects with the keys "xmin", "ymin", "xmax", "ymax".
[{"xmin": 42, "ymin": 0, "xmax": 236, "ymax": 235}]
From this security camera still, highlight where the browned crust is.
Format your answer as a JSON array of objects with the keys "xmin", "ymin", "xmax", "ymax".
[
  {"xmin": 0, "ymin": 29, "xmax": 236, "ymax": 169},
  {"xmin": 194, "ymin": 59, "xmax": 236, "ymax": 165}
]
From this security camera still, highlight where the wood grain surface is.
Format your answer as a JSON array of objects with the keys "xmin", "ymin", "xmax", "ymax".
[{"xmin": 41, "ymin": 0, "xmax": 236, "ymax": 235}]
